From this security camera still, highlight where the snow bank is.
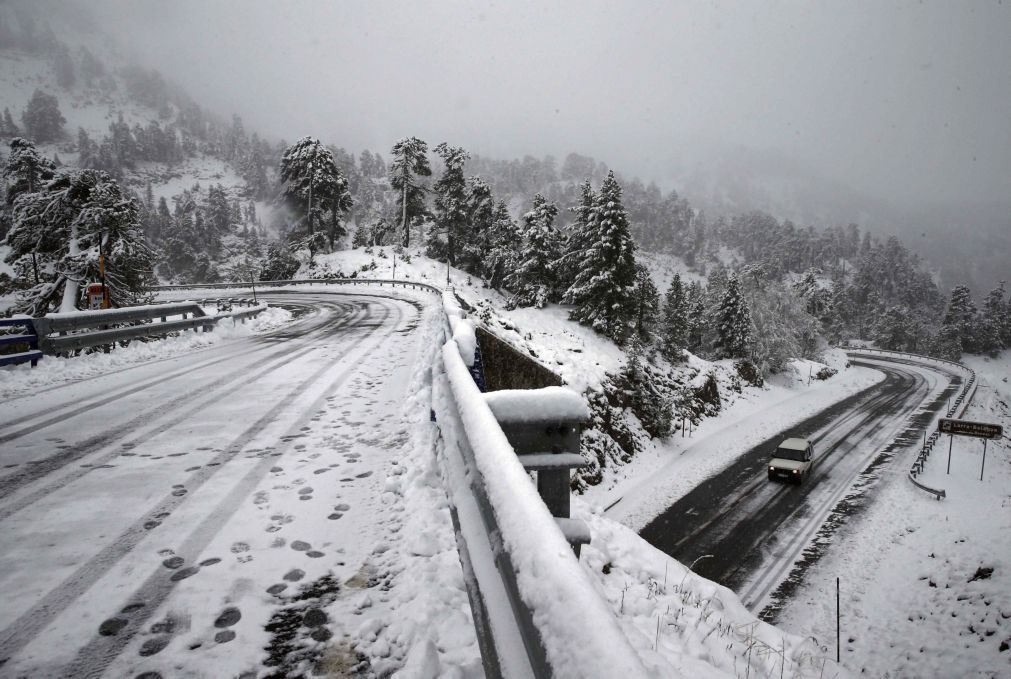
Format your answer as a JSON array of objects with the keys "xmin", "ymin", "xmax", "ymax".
[
  {"xmin": 483, "ymin": 386, "xmax": 589, "ymax": 424},
  {"xmin": 578, "ymin": 503, "xmax": 850, "ymax": 677}
]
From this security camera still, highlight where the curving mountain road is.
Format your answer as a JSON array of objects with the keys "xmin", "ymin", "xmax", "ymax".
[
  {"xmin": 639, "ymin": 355, "xmax": 963, "ymax": 617},
  {"xmin": 0, "ymin": 289, "xmax": 433, "ymax": 678}
]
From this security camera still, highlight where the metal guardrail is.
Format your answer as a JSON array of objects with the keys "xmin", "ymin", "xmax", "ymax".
[
  {"xmin": 31, "ymin": 301, "xmax": 268, "ymax": 356},
  {"xmin": 147, "ymin": 277, "xmax": 444, "ymax": 295},
  {"xmin": 0, "ymin": 317, "xmax": 42, "ymax": 367},
  {"xmin": 437, "ymin": 293, "xmax": 647, "ymax": 678},
  {"xmin": 847, "ymin": 348, "xmax": 977, "ymax": 500}
]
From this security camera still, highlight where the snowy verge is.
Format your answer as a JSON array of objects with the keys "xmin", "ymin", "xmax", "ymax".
[
  {"xmin": 576, "ymin": 500, "xmax": 850, "ymax": 678},
  {"xmin": 0, "ymin": 306, "xmax": 291, "ymax": 401},
  {"xmin": 775, "ymin": 350, "xmax": 1011, "ymax": 677}
]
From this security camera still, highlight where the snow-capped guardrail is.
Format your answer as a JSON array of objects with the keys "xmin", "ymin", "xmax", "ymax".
[
  {"xmin": 846, "ymin": 348, "xmax": 977, "ymax": 500},
  {"xmin": 147, "ymin": 277, "xmax": 444, "ymax": 295},
  {"xmin": 437, "ymin": 292, "xmax": 647, "ymax": 678},
  {"xmin": 30, "ymin": 300, "xmax": 268, "ymax": 355},
  {"xmin": 0, "ymin": 316, "xmax": 43, "ymax": 368}
]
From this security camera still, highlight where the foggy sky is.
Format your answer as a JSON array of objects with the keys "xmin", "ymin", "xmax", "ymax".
[{"xmin": 86, "ymin": 0, "xmax": 1011, "ymax": 207}]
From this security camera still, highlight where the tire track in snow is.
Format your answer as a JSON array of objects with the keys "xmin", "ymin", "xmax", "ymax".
[
  {"xmin": 0, "ymin": 296, "xmax": 408, "ymax": 670},
  {"xmin": 0, "ymin": 302, "xmax": 366, "ymax": 505},
  {"xmin": 0, "ymin": 300, "xmax": 352, "ymax": 439}
]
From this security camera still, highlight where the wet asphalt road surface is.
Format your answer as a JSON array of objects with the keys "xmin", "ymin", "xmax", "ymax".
[{"xmin": 639, "ymin": 357, "xmax": 963, "ymax": 611}]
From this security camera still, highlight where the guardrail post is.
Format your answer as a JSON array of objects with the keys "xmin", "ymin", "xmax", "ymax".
[{"xmin": 485, "ymin": 393, "xmax": 591, "ymax": 555}]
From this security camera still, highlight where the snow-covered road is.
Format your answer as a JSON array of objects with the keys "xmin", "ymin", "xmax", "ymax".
[{"xmin": 0, "ymin": 289, "xmax": 465, "ymax": 678}]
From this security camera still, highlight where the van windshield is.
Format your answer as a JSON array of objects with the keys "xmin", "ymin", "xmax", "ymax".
[{"xmin": 774, "ymin": 446, "xmax": 807, "ymax": 462}]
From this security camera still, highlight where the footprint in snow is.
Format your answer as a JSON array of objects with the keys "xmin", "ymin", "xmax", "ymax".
[
  {"xmin": 199, "ymin": 558, "xmax": 221, "ymax": 567},
  {"xmin": 230, "ymin": 542, "xmax": 250, "ymax": 554},
  {"xmin": 328, "ymin": 513, "xmax": 343, "ymax": 520},
  {"xmin": 283, "ymin": 568, "xmax": 305, "ymax": 582},
  {"xmin": 138, "ymin": 635, "xmax": 171, "ymax": 657},
  {"xmin": 266, "ymin": 583, "xmax": 287, "ymax": 595},
  {"xmin": 355, "ymin": 471, "xmax": 373, "ymax": 479},
  {"xmin": 290, "ymin": 540, "xmax": 311, "ymax": 552},
  {"xmin": 214, "ymin": 607, "xmax": 241, "ymax": 628},
  {"xmin": 170, "ymin": 566, "xmax": 200, "ymax": 582},
  {"xmin": 162, "ymin": 556, "xmax": 184, "ymax": 569},
  {"xmin": 215, "ymin": 630, "xmax": 236, "ymax": 644},
  {"xmin": 98, "ymin": 617, "xmax": 128, "ymax": 636}
]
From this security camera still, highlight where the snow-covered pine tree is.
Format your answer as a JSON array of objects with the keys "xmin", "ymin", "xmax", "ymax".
[
  {"xmin": 388, "ymin": 137, "xmax": 432, "ymax": 248},
  {"xmin": 927, "ymin": 323, "xmax": 962, "ymax": 361},
  {"xmin": 982, "ymin": 281, "xmax": 1010, "ymax": 351},
  {"xmin": 2, "ymin": 138, "xmax": 55, "ymax": 206},
  {"xmin": 429, "ymin": 143, "xmax": 470, "ymax": 266},
  {"xmin": 1, "ymin": 108, "xmax": 19, "ymax": 137},
  {"xmin": 686, "ymin": 280, "xmax": 706, "ymax": 353},
  {"xmin": 941, "ymin": 284, "xmax": 979, "ymax": 354},
  {"xmin": 505, "ymin": 193, "xmax": 561, "ymax": 308},
  {"xmin": 873, "ymin": 305, "xmax": 918, "ymax": 352},
  {"xmin": 613, "ymin": 336, "xmax": 672, "ymax": 439},
  {"xmin": 660, "ymin": 272, "xmax": 689, "ymax": 362},
  {"xmin": 555, "ymin": 179, "xmax": 595, "ymax": 295},
  {"xmin": 485, "ymin": 201, "xmax": 519, "ymax": 290},
  {"xmin": 714, "ymin": 273, "xmax": 754, "ymax": 359},
  {"xmin": 4, "ymin": 169, "xmax": 155, "ymax": 314},
  {"xmin": 21, "ymin": 89, "xmax": 65, "ymax": 143},
  {"xmin": 460, "ymin": 175, "xmax": 495, "ymax": 275},
  {"xmin": 563, "ymin": 171, "xmax": 638, "ymax": 343},
  {"xmin": 631, "ymin": 263, "xmax": 659, "ymax": 344},
  {"xmin": 278, "ymin": 137, "xmax": 353, "ymax": 250}
]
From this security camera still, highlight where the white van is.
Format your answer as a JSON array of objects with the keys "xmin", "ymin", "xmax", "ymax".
[{"xmin": 768, "ymin": 437, "xmax": 815, "ymax": 484}]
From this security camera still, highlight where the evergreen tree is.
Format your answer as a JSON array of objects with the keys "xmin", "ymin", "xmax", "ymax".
[
  {"xmin": 505, "ymin": 194, "xmax": 561, "ymax": 308},
  {"xmin": 631, "ymin": 264, "xmax": 660, "ymax": 343},
  {"xmin": 260, "ymin": 241, "xmax": 300, "ymax": 280},
  {"xmin": 983, "ymin": 281, "xmax": 1010, "ymax": 350},
  {"xmin": 1, "ymin": 108, "xmax": 19, "ymax": 137},
  {"xmin": 278, "ymin": 136, "xmax": 353, "ymax": 250},
  {"xmin": 21, "ymin": 89, "xmax": 65, "ymax": 142},
  {"xmin": 2, "ymin": 138, "xmax": 56, "ymax": 206},
  {"xmin": 556, "ymin": 179, "xmax": 596, "ymax": 295},
  {"xmin": 686, "ymin": 281, "xmax": 706, "ymax": 353},
  {"xmin": 458, "ymin": 175, "xmax": 495, "ymax": 275},
  {"xmin": 429, "ymin": 143, "xmax": 469, "ymax": 266},
  {"xmin": 873, "ymin": 305, "xmax": 917, "ymax": 352},
  {"xmin": 4, "ymin": 169, "xmax": 154, "ymax": 314},
  {"xmin": 714, "ymin": 273, "xmax": 754, "ymax": 359},
  {"xmin": 660, "ymin": 272, "xmax": 689, "ymax": 362},
  {"xmin": 941, "ymin": 284, "xmax": 979, "ymax": 354},
  {"xmin": 485, "ymin": 201, "xmax": 519, "ymax": 290},
  {"xmin": 563, "ymin": 171, "xmax": 638, "ymax": 343},
  {"xmin": 613, "ymin": 337, "xmax": 672, "ymax": 438},
  {"xmin": 388, "ymin": 136, "xmax": 431, "ymax": 248}
]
